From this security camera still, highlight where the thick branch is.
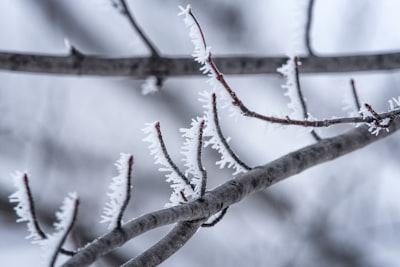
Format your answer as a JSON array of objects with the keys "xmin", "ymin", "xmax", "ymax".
[
  {"xmin": 121, "ymin": 221, "xmax": 202, "ymax": 267},
  {"xmin": 62, "ymin": 119, "xmax": 400, "ymax": 267},
  {"xmin": 1, "ymin": 52, "xmax": 400, "ymax": 77}
]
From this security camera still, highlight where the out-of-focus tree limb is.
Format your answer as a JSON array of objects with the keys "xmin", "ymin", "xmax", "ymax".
[
  {"xmin": 62, "ymin": 118, "xmax": 400, "ymax": 267},
  {"xmin": 1, "ymin": 52, "xmax": 400, "ymax": 77}
]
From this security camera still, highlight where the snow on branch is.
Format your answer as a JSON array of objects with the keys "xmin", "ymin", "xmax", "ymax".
[
  {"xmin": 180, "ymin": 117, "xmax": 207, "ymax": 198},
  {"xmin": 9, "ymin": 171, "xmax": 46, "ymax": 241},
  {"xmin": 178, "ymin": 6, "xmax": 400, "ymax": 134},
  {"xmin": 36, "ymin": 192, "xmax": 79, "ymax": 267},
  {"xmin": 277, "ymin": 56, "xmax": 305, "ymax": 120},
  {"xmin": 143, "ymin": 121, "xmax": 195, "ymax": 206},
  {"xmin": 101, "ymin": 153, "xmax": 134, "ymax": 230},
  {"xmin": 199, "ymin": 91, "xmax": 251, "ymax": 175}
]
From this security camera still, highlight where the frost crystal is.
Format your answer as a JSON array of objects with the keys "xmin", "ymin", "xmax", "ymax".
[
  {"xmin": 142, "ymin": 122, "xmax": 194, "ymax": 207},
  {"xmin": 141, "ymin": 77, "xmax": 159, "ymax": 95},
  {"xmin": 9, "ymin": 171, "xmax": 42, "ymax": 241},
  {"xmin": 178, "ymin": 5, "xmax": 241, "ymax": 119},
  {"xmin": 101, "ymin": 153, "xmax": 133, "ymax": 230},
  {"xmin": 388, "ymin": 96, "xmax": 400, "ymax": 111},
  {"xmin": 277, "ymin": 57, "xmax": 303, "ymax": 119},
  {"xmin": 359, "ymin": 104, "xmax": 390, "ymax": 136},
  {"xmin": 178, "ymin": 5, "xmax": 211, "ymax": 69},
  {"xmin": 199, "ymin": 91, "xmax": 247, "ymax": 175},
  {"xmin": 180, "ymin": 117, "xmax": 204, "ymax": 198},
  {"xmin": 35, "ymin": 192, "xmax": 78, "ymax": 266}
]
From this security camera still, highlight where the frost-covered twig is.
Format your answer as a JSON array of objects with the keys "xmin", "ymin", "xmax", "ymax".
[
  {"xmin": 277, "ymin": 56, "xmax": 321, "ymax": 140},
  {"xmin": 143, "ymin": 121, "xmax": 195, "ymax": 206},
  {"xmin": 200, "ymin": 91, "xmax": 251, "ymax": 174},
  {"xmin": 101, "ymin": 153, "xmax": 134, "ymax": 230},
  {"xmin": 179, "ymin": 5, "xmax": 400, "ymax": 131},
  {"xmin": 9, "ymin": 172, "xmax": 46, "ymax": 240},
  {"xmin": 37, "ymin": 193, "xmax": 79, "ymax": 267}
]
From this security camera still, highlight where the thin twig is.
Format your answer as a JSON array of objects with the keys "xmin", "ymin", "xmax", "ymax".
[
  {"xmin": 202, "ymin": 207, "xmax": 229, "ymax": 228},
  {"xmin": 211, "ymin": 93, "xmax": 251, "ymax": 170},
  {"xmin": 197, "ymin": 120, "xmax": 207, "ymax": 197},
  {"xmin": 294, "ymin": 57, "xmax": 321, "ymax": 141},
  {"xmin": 305, "ymin": 0, "xmax": 315, "ymax": 56},
  {"xmin": 116, "ymin": 155, "xmax": 134, "ymax": 229},
  {"xmin": 350, "ymin": 79, "xmax": 361, "ymax": 111},
  {"xmin": 119, "ymin": 0, "xmax": 160, "ymax": 58},
  {"xmin": 187, "ymin": 10, "xmax": 400, "ymax": 129},
  {"xmin": 50, "ymin": 198, "xmax": 80, "ymax": 267},
  {"xmin": 155, "ymin": 122, "xmax": 194, "ymax": 190},
  {"xmin": 23, "ymin": 173, "xmax": 46, "ymax": 239}
]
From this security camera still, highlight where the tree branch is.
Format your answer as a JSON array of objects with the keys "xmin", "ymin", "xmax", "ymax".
[
  {"xmin": 62, "ymin": 118, "xmax": 400, "ymax": 267},
  {"xmin": 121, "ymin": 221, "xmax": 202, "ymax": 267},
  {"xmin": 1, "ymin": 52, "xmax": 400, "ymax": 77}
]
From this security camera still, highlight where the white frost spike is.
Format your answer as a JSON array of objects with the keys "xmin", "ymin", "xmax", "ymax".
[
  {"xmin": 142, "ymin": 122, "xmax": 194, "ymax": 207},
  {"xmin": 9, "ymin": 171, "xmax": 42, "ymax": 241},
  {"xmin": 389, "ymin": 96, "xmax": 400, "ymax": 111},
  {"xmin": 35, "ymin": 192, "xmax": 78, "ymax": 266},
  {"xmin": 199, "ymin": 91, "xmax": 247, "ymax": 175},
  {"xmin": 101, "ymin": 153, "xmax": 133, "ymax": 230},
  {"xmin": 141, "ymin": 77, "xmax": 159, "ymax": 95},
  {"xmin": 178, "ymin": 5, "xmax": 242, "ymax": 119},
  {"xmin": 277, "ymin": 57, "xmax": 303, "ymax": 119},
  {"xmin": 180, "ymin": 117, "xmax": 204, "ymax": 198},
  {"xmin": 178, "ymin": 5, "xmax": 212, "ymax": 70}
]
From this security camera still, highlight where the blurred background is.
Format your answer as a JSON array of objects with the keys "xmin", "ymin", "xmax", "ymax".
[{"xmin": 0, "ymin": 0, "xmax": 399, "ymax": 266}]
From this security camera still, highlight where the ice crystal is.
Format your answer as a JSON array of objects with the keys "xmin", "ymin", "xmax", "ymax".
[
  {"xmin": 9, "ymin": 171, "xmax": 42, "ymax": 241},
  {"xmin": 101, "ymin": 153, "xmax": 133, "ymax": 230},
  {"xmin": 142, "ymin": 122, "xmax": 194, "ymax": 206},
  {"xmin": 277, "ymin": 57, "xmax": 303, "ymax": 119}
]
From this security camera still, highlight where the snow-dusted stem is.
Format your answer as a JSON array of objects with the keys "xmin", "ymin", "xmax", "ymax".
[
  {"xmin": 293, "ymin": 57, "xmax": 321, "ymax": 140},
  {"xmin": 50, "ymin": 198, "xmax": 80, "ymax": 267},
  {"xmin": 23, "ymin": 173, "xmax": 46, "ymax": 239},
  {"xmin": 155, "ymin": 122, "xmax": 194, "ymax": 190},
  {"xmin": 211, "ymin": 93, "xmax": 251, "ymax": 171},
  {"xmin": 117, "ymin": 155, "xmax": 134, "ymax": 229}
]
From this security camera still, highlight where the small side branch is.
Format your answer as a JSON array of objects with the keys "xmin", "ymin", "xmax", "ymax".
[
  {"xmin": 305, "ymin": 0, "xmax": 315, "ymax": 56},
  {"xmin": 49, "ymin": 198, "xmax": 80, "ymax": 267},
  {"xmin": 197, "ymin": 120, "xmax": 207, "ymax": 197},
  {"xmin": 116, "ymin": 155, "xmax": 134, "ymax": 229},
  {"xmin": 350, "ymin": 79, "xmax": 361, "ymax": 111},
  {"xmin": 119, "ymin": 0, "xmax": 160, "ymax": 58},
  {"xmin": 22, "ymin": 173, "xmax": 46, "ymax": 239},
  {"xmin": 202, "ymin": 207, "xmax": 229, "ymax": 228},
  {"xmin": 211, "ymin": 93, "xmax": 251, "ymax": 170},
  {"xmin": 155, "ymin": 122, "xmax": 194, "ymax": 190},
  {"xmin": 293, "ymin": 57, "xmax": 321, "ymax": 140}
]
